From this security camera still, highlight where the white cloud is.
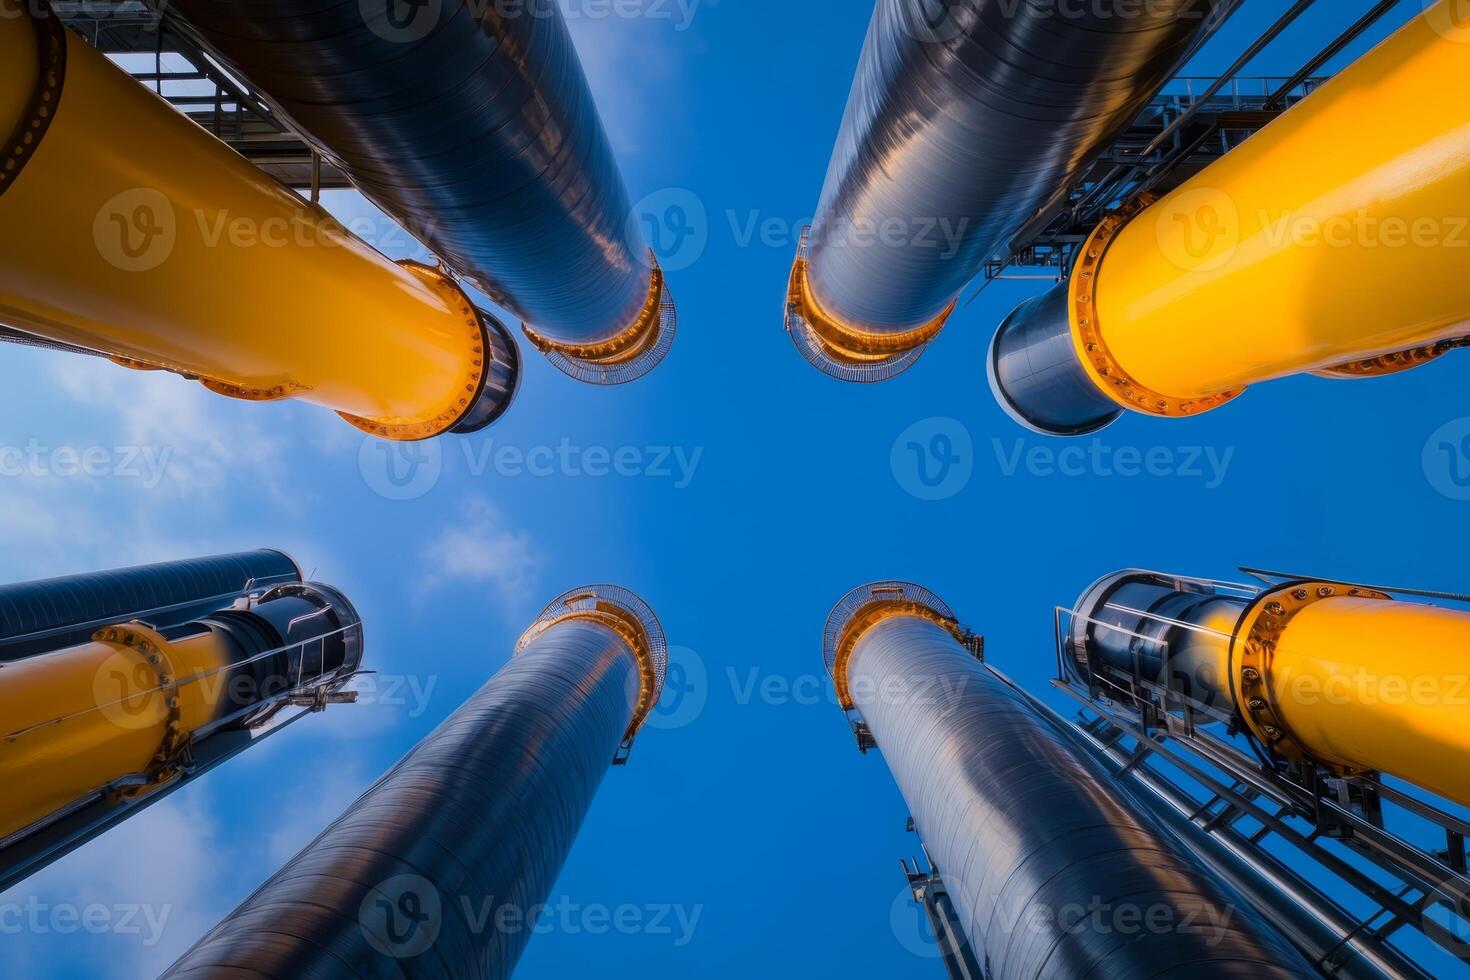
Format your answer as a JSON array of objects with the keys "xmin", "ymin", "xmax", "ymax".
[{"xmin": 418, "ymin": 495, "xmax": 543, "ymax": 607}]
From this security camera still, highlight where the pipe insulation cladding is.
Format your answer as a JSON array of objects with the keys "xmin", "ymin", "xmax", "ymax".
[
  {"xmin": 826, "ymin": 583, "xmax": 1313, "ymax": 979},
  {"xmin": 1069, "ymin": 570, "xmax": 1470, "ymax": 808},
  {"xmin": 157, "ymin": 0, "xmax": 677, "ymax": 385},
  {"xmin": 788, "ymin": 0, "xmax": 1223, "ymax": 380},
  {"xmin": 0, "ymin": 576, "xmax": 364, "ymax": 890},
  {"xmin": 161, "ymin": 586, "xmax": 666, "ymax": 980},
  {"xmin": 0, "ymin": 2, "xmax": 519, "ymax": 440},
  {"xmin": 992, "ymin": 2, "xmax": 1470, "ymax": 434},
  {"xmin": 0, "ymin": 549, "xmax": 300, "ymax": 661}
]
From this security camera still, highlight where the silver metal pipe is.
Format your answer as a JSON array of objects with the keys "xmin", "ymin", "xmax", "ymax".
[
  {"xmin": 837, "ymin": 592, "xmax": 1313, "ymax": 978},
  {"xmin": 0, "ymin": 549, "xmax": 301, "ymax": 661},
  {"xmin": 802, "ymin": 0, "xmax": 1221, "ymax": 342},
  {"xmin": 162, "ymin": 586, "xmax": 664, "ymax": 979},
  {"xmin": 1067, "ymin": 570, "xmax": 1249, "ymax": 712},
  {"xmin": 157, "ymin": 0, "xmax": 674, "ymax": 383}
]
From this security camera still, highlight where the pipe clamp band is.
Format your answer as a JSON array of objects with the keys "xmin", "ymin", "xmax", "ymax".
[
  {"xmin": 1230, "ymin": 581, "xmax": 1391, "ymax": 770},
  {"xmin": 1, "ymin": 4, "xmax": 65, "ymax": 200},
  {"xmin": 523, "ymin": 256, "xmax": 677, "ymax": 385},
  {"xmin": 1070, "ymin": 195, "xmax": 1243, "ymax": 418},
  {"xmin": 92, "ymin": 623, "xmax": 186, "ymax": 788}
]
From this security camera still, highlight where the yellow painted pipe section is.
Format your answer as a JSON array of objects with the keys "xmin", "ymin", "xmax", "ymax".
[
  {"xmin": 0, "ymin": 6, "xmax": 486, "ymax": 440},
  {"xmin": 1082, "ymin": 3, "xmax": 1470, "ymax": 407},
  {"xmin": 1264, "ymin": 597, "xmax": 1470, "ymax": 806},
  {"xmin": 0, "ymin": 628, "xmax": 232, "ymax": 840}
]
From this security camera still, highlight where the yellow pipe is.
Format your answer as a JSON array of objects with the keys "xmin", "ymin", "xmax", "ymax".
[
  {"xmin": 0, "ymin": 624, "xmax": 234, "ymax": 840},
  {"xmin": 0, "ymin": 4, "xmax": 506, "ymax": 441},
  {"xmin": 1070, "ymin": 3, "xmax": 1470, "ymax": 417},
  {"xmin": 1234, "ymin": 586, "xmax": 1470, "ymax": 807}
]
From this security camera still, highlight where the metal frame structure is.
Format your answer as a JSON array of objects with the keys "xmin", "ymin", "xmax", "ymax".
[
  {"xmin": 52, "ymin": 1, "xmax": 345, "ymax": 191},
  {"xmin": 0, "ymin": 580, "xmax": 364, "ymax": 893},
  {"xmin": 1051, "ymin": 569, "xmax": 1470, "ymax": 977},
  {"xmin": 976, "ymin": 0, "xmax": 1410, "ymax": 296}
]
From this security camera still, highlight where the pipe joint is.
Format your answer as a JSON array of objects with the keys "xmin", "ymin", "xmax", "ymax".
[
  {"xmin": 822, "ymin": 581, "xmax": 967, "ymax": 711},
  {"xmin": 786, "ymin": 232, "xmax": 950, "ymax": 383},
  {"xmin": 0, "ymin": 2, "xmax": 64, "ymax": 201},
  {"xmin": 522, "ymin": 259, "xmax": 677, "ymax": 386},
  {"xmin": 991, "ymin": 198, "xmax": 1244, "ymax": 436},
  {"xmin": 517, "ymin": 584, "xmax": 666, "ymax": 742},
  {"xmin": 338, "ymin": 261, "xmax": 520, "ymax": 440},
  {"xmin": 1232, "ymin": 580, "xmax": 1391, "ymax": 769}
]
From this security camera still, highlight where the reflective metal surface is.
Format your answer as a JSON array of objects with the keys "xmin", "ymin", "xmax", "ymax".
[
  {"xmin": 1068, "ymin": 570, "xmax": 1249, "ymax": 711},
  {"xmin": 808, "ymin": 0, "xmax": 1220, "ymax": 333},
  {"xmin": 162, "ymin": 617, "xmax": 641, "ymax": 979},
  {"xmin": 988, "ymin": 285, "xmax": 1122, "ymax": 435},
  {"xmin": 0, "ymin": 549, "xmax": 300, "ymax": 661},
  {"xmin": 846, "ymin": 612, "xmax": 1311, "ymax": 978},
  {"xmin": 159, "ymin": 0, "xmax": 656, "ymax": 348}
]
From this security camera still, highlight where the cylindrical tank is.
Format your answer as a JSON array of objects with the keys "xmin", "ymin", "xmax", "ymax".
[
  {"xmin": 826, "ymin": 582, "xmax": 1312, "ymax": 979},
  {"xmin": 0, "ymin": 549, "xmax": 300, "ymax": 660},
  {"xmin": 788, "ymin": 0, "xmax": 1222, "ymax": 380},
  {"xmin": 157, "ymin": 0, "xmax": 676, "ymax": 385},
  {"xmin": 992, "ymin": 2, "xmax": 1470, "ymax": 433},
  {"xmin": 0, "ymin": 576, "xmax": 363, "ymax": 887},
  {"xmin": 0, "ymin": 1, "xmax": 518, "ymax": 439},
  {"xmin": 161, "ymin": 585, "xmax": 665, "ymax": 979},
  {"xmin": 1070, "ymin": 570, "xmax": 1470, "ymax": 807}
]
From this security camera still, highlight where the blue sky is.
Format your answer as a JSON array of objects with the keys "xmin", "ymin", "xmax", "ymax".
[{"xmin": 3, "ymin": 0, "xmax": 1469, "ymax": 976}]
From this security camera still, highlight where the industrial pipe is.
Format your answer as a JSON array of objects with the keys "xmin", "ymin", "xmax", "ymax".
[
  {"xmin": 0, "ymin": 549, "xmax": 300, "ymax": 661},
  {"xmin": 157, "ymin": 0, "xmax": 677, "ymax": 386},
  {"xmin": 824, "ymin": 582, "xmax": 1312, "ymax": 978},
  {"xmin": 0, "ymin": 1, "xmax": 518, "ymax": 440},
  {"xmin": 0, "ymin": 573, "xmax": 363, "ymax": 889},
  {"xmin": 1068, "ymin": 570, "xmax": 1470, "ymax": 807},
  {"xmin": 992, "ymin": 2, "xmax": 1470, "ymax": 434},
  {"xmin": 162, "ymin": 585, "xmax": 666, "ymax": 979},
  {"xmin": 787, "ymin": 0, "xmax": 1223, "ymax": 381}
]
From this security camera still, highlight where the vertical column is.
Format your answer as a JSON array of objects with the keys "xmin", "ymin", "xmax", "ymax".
[
  {"xmin": 825, "ymin": 582, "xmax": 1311, "ymax": 979},
  {"xmin": 162, "ymin": 585, "xmax": 666, "ymax": 979}
]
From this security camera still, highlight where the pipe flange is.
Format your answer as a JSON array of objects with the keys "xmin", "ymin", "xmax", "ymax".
[
  {"xmin": 92, "ymin": 623, "xmax": 186, "ymax": 787},
  {"xmin": 523, "ymin": 258, "xmax": 676, "ymax": 386},
  {"xmin": 517, "ymin": 585, "xmax": 666, "ymax": 741},
  {"xmin": 823, "ymin": 582, "xmax": 966, "ymax": 711},
  {"xmin": 1313, "ymin": 336, "xmax": 1470, "ymax": 379},
  {"xmin": 785, "ymin": 230, "xmax": 951, "ymax": 383},
  {"xmin": 0, "ymin": 3, "xmax": 65, "ymax": 201},
  {"xmin": 339, "ymin": 261, "xmax": 496, "ymax": 441},
  {"xmin": 1230, "ymin": 581, "xmax": 1391, "ymax": 769},
  {"xmin": 1070, "ymin": 196, "xmax": 1244, "ymax": 419}
]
